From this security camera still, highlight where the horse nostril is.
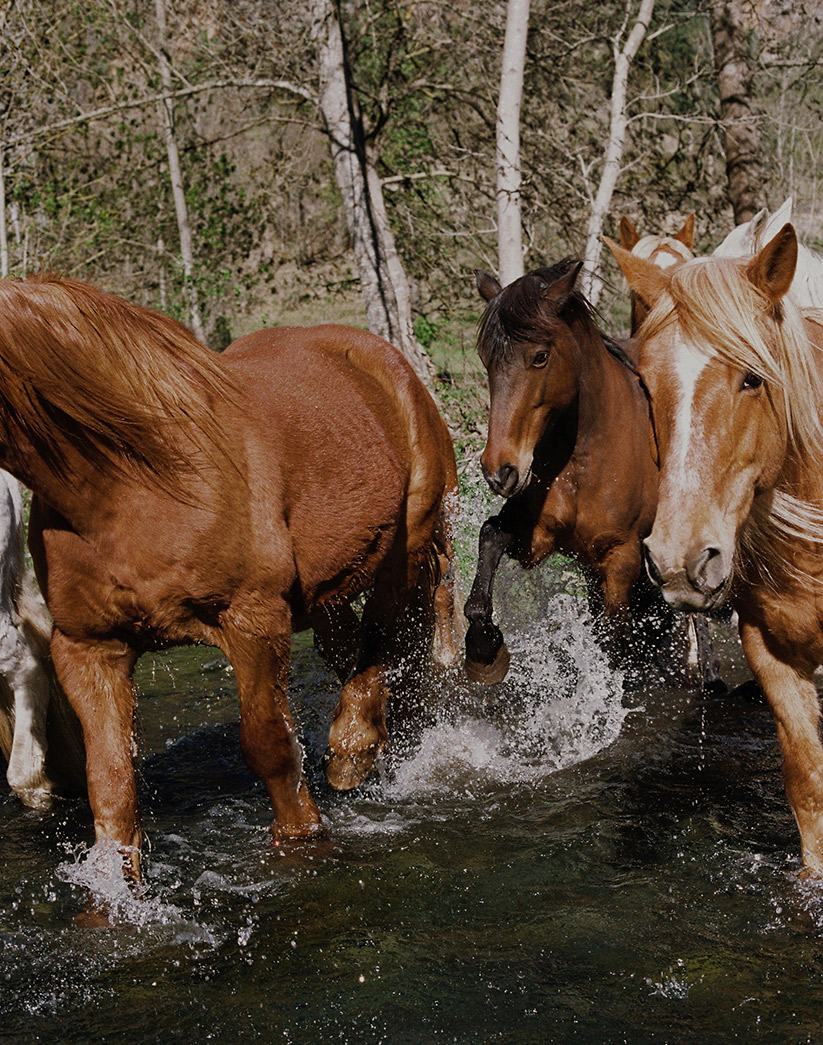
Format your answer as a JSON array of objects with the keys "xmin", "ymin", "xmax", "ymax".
[
  {"xmin": 495, "ymin": 464, "xmax": 519, "ymax": 497},
  {"xmin": 689, "ymin": 546, "xmax": 727, "ymax": 594},
  {"xmin": 643, "ymin": 543, "xmax": 664, "ymax": 588}
]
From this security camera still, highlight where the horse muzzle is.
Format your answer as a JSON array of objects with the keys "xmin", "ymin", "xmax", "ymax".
[
  {"xmin": 643, "ymin": 540, "xmax": 731, "ymax": 612},
  {"xmin": 481, "ymin": 461, "xmax": 529, "ymax": 498}
]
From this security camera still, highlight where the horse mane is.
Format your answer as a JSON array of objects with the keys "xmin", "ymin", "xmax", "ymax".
[
  {"xmin": 0, "ymin": 275, "xmax": 237, "ymax": 493},
  {"xmin": 477, "ymin": 259, "xmax": 596, "ymax": 363},
  {"xmin": 641, "ymin": 256, "xmax": 823, "ymax": 587}
]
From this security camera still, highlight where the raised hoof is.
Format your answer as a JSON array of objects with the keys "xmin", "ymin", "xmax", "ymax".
[
  {"xmin": 324, "ymin": 742, "xmax": 383, "ymax": 792},
  {"xmin": 464, "ymin": 642, "xmax": 511, "ymax": 685}
]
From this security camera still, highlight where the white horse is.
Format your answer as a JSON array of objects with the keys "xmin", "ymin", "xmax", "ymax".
[
  {"xmin": 0, "ymin": 471, "xmax": 85, "ymax": 808},
  {"xmin": 713, "ymin": 197, "xmax": 823, "ymax": 307}
]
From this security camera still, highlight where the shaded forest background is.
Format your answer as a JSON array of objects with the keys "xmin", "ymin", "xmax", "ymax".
[{"xmin": 2, "ymin": 0, "xmax": 822, "ymax": 450}]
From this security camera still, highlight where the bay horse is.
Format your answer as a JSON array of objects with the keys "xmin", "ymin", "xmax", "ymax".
[
  {"xmin": 618, "ymin": 214, "xmax": 695, "ymax": 334},
  {"xmin": 0, "ymin": 275, "xmax": 461, "ymax": 882},
  {"xmin": 0, "ymin": 469, "xmax": 85, "ymax": 807},
  {"xmin": 463, "ymin": 260, "xmax": 718, "ymax": 689},
  {"xmin": 606, "ymin": 224, "xmax": 823, "ymax": 872}
]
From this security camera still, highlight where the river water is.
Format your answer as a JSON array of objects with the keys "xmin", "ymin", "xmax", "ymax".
[{"xmin": 3, "ymin": 552, "xmax": 823, "ymax": 1042}]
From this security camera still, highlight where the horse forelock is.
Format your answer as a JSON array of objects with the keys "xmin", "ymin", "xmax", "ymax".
[
  {"xmin": 0, "ymin": 275, "xmax": 237, "ymax": 492},
  {"xmin": 642, "ymin": 255, "xmax": 823, "ymax": 588},
  {"xmin": 477, "ymin": 260, "xmax": 593, "ymax": 364}
]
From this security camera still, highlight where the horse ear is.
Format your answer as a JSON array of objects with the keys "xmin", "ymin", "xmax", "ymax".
[
  {"xmin": 744, "ymin": 223, "xmax": 798, "ymax": 304},
  {"xmin": 603, "ymin": 236, "xmax": 672, "ymax": 310},
  {"xmin": 674, "ymin": 214, "xmax": 695, "ymax": 249},
  {"xmin": 476, "ymin": 270, "xmax": 502, "ymax": 302},
  {"xmin": 619, "ymin": 216, "xmax": 640, "ymax": 251},
  {"xmin": 759, "ymin": 197, "xmax": 793, "ymax": 249},
  {"xmin": 542, "ymin": 260, "xmax": 584, "ymax": 305}
]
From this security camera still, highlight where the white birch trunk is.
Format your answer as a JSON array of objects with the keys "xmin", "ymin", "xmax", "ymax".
[
  {"xmin": 309, "ymin": 0, "xmax": 433, "ymax": 384},
  {"xmin": 156, "ymin": 0, "xmax": 206, "ymax": 343},
  {"xmin": 581, "ymin": 0, "xmax": 656, "ymax": 306},
  {"xmin": 0, "ymin": 146, "xmax": 8, "ymax": 278},
  {"xmin": 496, "ymin": 0, "xmax": 530, "ymax": 286}
]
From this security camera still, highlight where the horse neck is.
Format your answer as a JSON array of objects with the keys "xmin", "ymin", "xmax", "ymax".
[{"xmin": 566, "ymin": 312, "xmax": 630, "ymax": 434}]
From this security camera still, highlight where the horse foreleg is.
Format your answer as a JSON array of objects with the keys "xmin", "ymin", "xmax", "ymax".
[
  {"xmin": 50, "ymin": 629, "xmax": 141, "ymax": 882},
  {"xmin": 5, "ymin": 637, "xmax": 53, "ymax": 809},
  {"xmin": 222, "ymin": 621, "xmax": 322, "ymax": 840},
  {"xmin": 463, "ymin": 515, "xmax": 515, "ymax": 684},
  {"xmin": 430, "ymin": 495, "xmax": 463, "ymax": 668},
  {"xmin": 740, "ymin": 619, "xmax": 823, "ymax": 874}
]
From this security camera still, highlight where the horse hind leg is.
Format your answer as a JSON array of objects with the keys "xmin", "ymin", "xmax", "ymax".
[{"xmin": 431, "ymin": 500, "xmax": 464, "ymax": 668}]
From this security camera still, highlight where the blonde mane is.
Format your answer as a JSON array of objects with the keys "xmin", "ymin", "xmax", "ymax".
[
  {"xmin": 641, "ymin": 256, "xmax": 823, "ymax": 588},
  {"xmin": 0, "ymin": 275, "xmax": 237, "ymax": 492}
]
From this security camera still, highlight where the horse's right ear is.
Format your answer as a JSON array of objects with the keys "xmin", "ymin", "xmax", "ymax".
[
  {"xmin": 476, "ymin": 270, "xmax": 502, "ymax": 302},
  {"xmin": 744, "ymin": 223, "xmax": 798, "ymax": 304},
  {"xmin": 618, "ymin": 216, "xmax": 640, "ymax": 251},
  {"xmin": 603, "ymin": 236, "xmax": 671, "ymax": 311}
]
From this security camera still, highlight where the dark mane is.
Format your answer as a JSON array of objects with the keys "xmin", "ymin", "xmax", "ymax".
[
  {"xmin": 478, "ymin": 259, "xmax": 596, "ymax": 364},
  {"xmin": 0, "ymin": 274, "xmax": 238, "ymax": 493}
]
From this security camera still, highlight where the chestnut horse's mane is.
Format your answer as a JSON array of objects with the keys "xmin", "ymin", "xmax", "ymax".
[
  {"xmin": 478, "ymin": 259, "xmax": 595, "ymax": 362},
  {"xmin": 641, "ymin": 256, "xmax": 823, "ymax": 587},
  {"xmin": 0, "ymin": 275, "xmax": 237, "ymax": 491}
]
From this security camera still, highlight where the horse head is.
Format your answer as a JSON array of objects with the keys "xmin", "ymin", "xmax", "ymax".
[
  {"xmin": 606, "ymin": 226, "xmax": 800, "ymax": 611},
  {"xmin": 618, "ymin": 214, "xmax": 695, "ymax": 334},
  {"xmin": 474, "ymin": 260, "xmax": 587, "ymax": 498}
]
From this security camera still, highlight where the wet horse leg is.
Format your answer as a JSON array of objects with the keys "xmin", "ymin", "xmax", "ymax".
[
  {"xmin": 221, "ymin": 621, "xmax": 322, "ymax": 839},
  {"xmin": 463, "ymin": 515, "xmax": 515, "ymax": 683},
  {"xmin": 324, "ymin": 582, "xmax": 398, "ymax": 792},
  {"xmin": 4, "ymin": 632, "xmax": 53, "ymax": 808},
  {"xmin": 740, "ymin": 618, "xmax": 823, "ymax": 874},
  {"xmin": 431, "ymin": 509, "xmax": 463, "ymax": 667},
  {"xmin": 50, "ymin": 629, "xmax": 141, "ymax": 881}
]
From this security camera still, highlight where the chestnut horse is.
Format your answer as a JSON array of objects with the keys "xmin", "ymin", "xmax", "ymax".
[
  {"xmin": 0, "ymin": 275, "xmax": 460, "ymax": 881},
  {"xmin": 463, "ymin": 260, "xmax": 718, "ymax": 688},
  {"xmin": 607, "ymin": 225, "xmax": 823, "ymax": 872},
  {"xmin": 618, "ymin": 214, "xmax": 695, "ymax": 334}
]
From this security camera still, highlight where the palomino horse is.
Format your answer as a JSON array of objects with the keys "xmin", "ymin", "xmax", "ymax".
[
  {"xmin": 618, "ymin": 214, "xmax": 695, "ymax": 334},
  {"xmin": 463, "ymin": 260, "xmax": 717, "ymax": 687},
  {"xmin": 713, "ymin": 197, "xmax": 823, "ymax": 308},
  {"xmin": 606, "ymin": 225, "xmax": 823, "ymax": 872},
  {"xmin": 0, "ymin": 276, "xmax": 460, "ymax": 882},
  {"xmin": 0, "ymin": 470, "xmax": 85, "ymax": 807}
]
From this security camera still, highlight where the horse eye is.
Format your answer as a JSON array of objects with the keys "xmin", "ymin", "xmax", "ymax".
[
  {"xmin": 532, "ymin": 350, "xmax": 550, "ymax": 369},
  {"xmin": 741, "ymin": 371, "xmax": 763, "ymax": 391}
]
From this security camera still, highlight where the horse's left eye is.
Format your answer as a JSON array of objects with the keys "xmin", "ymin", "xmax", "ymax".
[
  {"xmin": 741, "ymin": 371, "xmax": 763, "ymax": 391},
  {"xmin": 532, "ymin": 350, "xmax": 550, "ymax": 369}
]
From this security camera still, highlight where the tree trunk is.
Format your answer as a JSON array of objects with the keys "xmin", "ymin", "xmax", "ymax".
[
  {"xmin": 581, "ymin": 0, "xmax": 656, "ymax": 307},
  {"xmin": 0, "ymin": 146, "xmax": 8, "ymax": 278},
  {"xmin": 709, "ymin": 0, "xmax": 765, "ymax": 224},
  {"xmin": 155, "ymin": 0, "xmax": 206, "ymax": 343},
  {"xmin": 496, "ymin": 0, "xmax": 530, "ymax": 286},
  {"xmin": 309, "ymin": 0, "xmax": 433, "ymax": 385}
]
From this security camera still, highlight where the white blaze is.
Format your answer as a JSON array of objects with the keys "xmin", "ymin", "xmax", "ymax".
[{"xmin": 668, "ymin": 328, "xmax": 710, "ymax": 492}]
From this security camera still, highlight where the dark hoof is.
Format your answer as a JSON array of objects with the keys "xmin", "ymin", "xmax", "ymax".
[
  {"xmin": 464, "ymin": 642, "xmax": 511, "ymax": 685},
  {"xmin": 729, "ymin": 679, "xmax": 764, "ymax": 704}
]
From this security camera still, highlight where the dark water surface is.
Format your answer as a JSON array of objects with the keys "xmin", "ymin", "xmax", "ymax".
[{"xmin": 3, "ymin": 571, "xmax": 823, "ymax": 1044}]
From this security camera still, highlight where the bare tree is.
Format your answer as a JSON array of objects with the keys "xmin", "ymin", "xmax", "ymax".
[
  {"xmin": 309, "ymin": 0, "xmax": 432, "ymax": 384},
  {"xmin": 155, "ymin": 0, "xmax": 206, "ymax": 342},
  {"xmin": 580, "ymin": 0, "xmax": 656, "ymax": 306},
  {"xmin": 709, "ymin": 0, "xmax": 765, "ymax": 223},
  {"xmin": 496, "ymin": 0, "xmax": 530, "ymax": 286}
]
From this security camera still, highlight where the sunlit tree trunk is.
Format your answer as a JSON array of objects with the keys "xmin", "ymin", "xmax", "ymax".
[
  {"xmin": 496, "ymin": 0, "xmax": 530, "ymax": 286},
  {"xmin": 155, "ymin": 0, "xmax": 205, "ymax": 342},
  {"xmin": 581, "ymin": 0, "xmax": 655, "ymax": 306},
  {"xmin": 309, "ymin": 0, "xmax": 433, "ymax": 385},
  {"xmin": 709, "ymin": 0, "xmax": 765, "ymax": 223},
  {"xmin": 0, "ymin": 146, "xmax": 8, "ymax": 277}
]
